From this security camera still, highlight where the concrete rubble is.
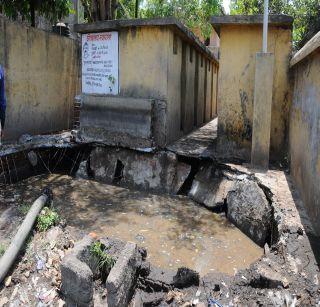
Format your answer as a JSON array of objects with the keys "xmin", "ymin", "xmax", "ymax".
[{"xmin": 226, "ymin": 179, "xmax": 272, "ymax": 246}]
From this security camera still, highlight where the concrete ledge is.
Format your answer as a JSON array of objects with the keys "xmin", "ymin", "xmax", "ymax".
[
  {"xmin": 79, "ymin": 95, "xmax": 168, "ymax": 148},
  {"xmin": 290, "ymin": 31, "xmax": 320, "ymax": 67},
  {"xmin": 80, "ymin": 95, "xmax": 152, "ymax": 138},
  {"xmin": 74, "ymin": 17, "xmax": 217, "ymax": 63},
  {"xmin": 211, "ymin": 14, "xmax": 293, "ymax": 34}
]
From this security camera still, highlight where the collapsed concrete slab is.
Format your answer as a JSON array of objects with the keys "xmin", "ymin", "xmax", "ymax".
[
  {"xmin": 226, "ymin": 180, "xmax": 272, "ymax": 246},
  {"xmin": 89, "ymin": 146, "xmax": 191, "ymax": 193},
  {"xmin": 188, "ymin": 164, "xmax": 234, "ymax": 209}
]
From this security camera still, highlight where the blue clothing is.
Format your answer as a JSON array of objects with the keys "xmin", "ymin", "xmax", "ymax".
[{"xmin": 0, "ymin": 65, "xmax": 6, "ymax": 129}]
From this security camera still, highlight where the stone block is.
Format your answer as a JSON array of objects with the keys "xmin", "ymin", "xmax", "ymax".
[
  {"xmin": 60, "ymin": 236, "xmax": 96, "ymax": 306},
  {"xmin": 61, "ymin": 256, "xmax": 93, "ymax": 307},
  {"xmin": 106, "ymin": 242, "xmax": 139, "ymax": 307},
  {"xmin": 189, "ymin": 165, "xmax": 233, "ymax": 209}
]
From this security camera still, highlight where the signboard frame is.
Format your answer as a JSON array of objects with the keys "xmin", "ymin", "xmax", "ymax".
[{"xmin": 81, "ymin": 31, "xmax": 119, "ymax": 95}]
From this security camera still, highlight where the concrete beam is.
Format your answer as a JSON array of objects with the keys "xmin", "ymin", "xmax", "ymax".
[
  {"xmin": 290, "ymin": 31, "xmax": 320, "ymax": 67},
  {"xmin": 211, "ymin": 14, "xmax": 293, "ymax": 35},
  {"xmin": 74, "ymin": 17, "xmax": 218, "ymax": 63},
  {"xmin": 251, "ymin": 53, "xmax": 274, "ymax": 169}
]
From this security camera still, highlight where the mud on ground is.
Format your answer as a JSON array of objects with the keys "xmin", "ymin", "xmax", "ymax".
[{"xmin": 0, "ymin": 162, "xmax": 319, "ymax": 306}]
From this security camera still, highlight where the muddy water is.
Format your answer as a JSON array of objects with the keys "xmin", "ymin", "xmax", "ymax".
[{"xmin": 1, "ymin": 174, "xmax": 263, "ymax": 276}]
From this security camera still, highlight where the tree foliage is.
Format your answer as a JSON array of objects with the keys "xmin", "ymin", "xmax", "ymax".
[
  {"xmin": 81, "ymin": 0, "xmax": 223, "ymax": 38},
  {"xmin": 140, "ymin": 0, "xmax": 223, "ymax": 38},
  {"xmin": 0, "ymin": 0, "xmax": 74, "ymax": 27},
  {"xmin": 230, "ymin": 0, "xmax": 320, "ymax": 49}
]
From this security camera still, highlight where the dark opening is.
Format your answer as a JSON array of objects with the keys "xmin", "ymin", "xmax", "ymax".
[{"xmin": 113, "ymin": 159, "xmax": 124, "ymax": 184}]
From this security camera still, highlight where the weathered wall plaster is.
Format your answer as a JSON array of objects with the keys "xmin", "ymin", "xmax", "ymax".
[
  {"xmin": 0, "ymin": 16, "xmax": 80, "ymax": 142},
  {"xmin": 290, "ymin": 44, "xmax": 320, "ymax": 234},
  {"xmin": 214, "ymin": 22, "xmax": 292, "ymax": 160}
]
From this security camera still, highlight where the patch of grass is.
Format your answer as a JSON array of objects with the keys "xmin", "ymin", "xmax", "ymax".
[
  {"xmin": 19, "ymin": 203, "xmax": 31, "ymax": 215},
  {"xmin": 36, "ymin": 207, "xmax": 59, "ymax": 232},
  {"xmin": 0, "ymin": 244, "xmax": 6, "ymax": 257},
  {"xmin": 90, "ymin": 241, "xmax": 116, "ymax": 281}
]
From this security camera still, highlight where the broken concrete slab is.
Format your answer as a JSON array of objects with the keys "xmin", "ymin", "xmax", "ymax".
[
  {"xmin": 89, "ymin": 146, "xmax": 191, "ymax": 194},
  {"xmin": 226, "ymin": 180, "xmax": 272, "ymax": 246},
  {"xmin": 106, "ymin": 242, "xmax": 139, "ymax": 307},
  {"xmin": 188, "ymin": 164, "xmax": 233, "ymax": 209}
]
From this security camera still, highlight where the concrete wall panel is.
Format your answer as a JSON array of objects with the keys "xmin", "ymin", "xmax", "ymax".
[
  {"xmin": 290, "ymin": 50, "xmax": 320, "ymax": 234},
  {"xmin": 1, "ymin": 16, "xmax": 80, "ymax": 141},
  {"xmin": 119, "ymin": 27, "xmax": 169, "ymax": 99}
]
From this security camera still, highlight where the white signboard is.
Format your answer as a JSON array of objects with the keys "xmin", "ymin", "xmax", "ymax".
[{"xmin": 82, "ymin": 31, "xmax": 119, "ymax": 95}]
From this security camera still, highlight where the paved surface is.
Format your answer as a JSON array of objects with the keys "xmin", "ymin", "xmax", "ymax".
[{"xmin": 167, "ymin": 118, "xmax": 218, "ymax": 159}]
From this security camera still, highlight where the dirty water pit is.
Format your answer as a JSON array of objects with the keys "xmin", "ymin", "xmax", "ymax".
[{"xmin": 2, "ymin": 174, "xmax": 263, "ymax": 276}]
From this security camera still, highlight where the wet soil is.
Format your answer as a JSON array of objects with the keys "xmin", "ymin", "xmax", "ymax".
[{"xmin": 0, "ymin": 174, "xmax": 263, "ymax": 276}]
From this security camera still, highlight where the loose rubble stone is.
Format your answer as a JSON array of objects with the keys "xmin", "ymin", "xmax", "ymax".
[
  {"xmin": 226, "ymin": 179, "xmax": 272, "ymax": 246},
  {"xmin": 106, "ymin": 242, "xmax": 139, "ymax": 307}
]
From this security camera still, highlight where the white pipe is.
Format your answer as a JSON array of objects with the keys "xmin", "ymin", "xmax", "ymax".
[
  {"xmin": 0, "ymin": 190, "xmax": 51, "ymax": 284},
  {"xmin": 263, "ymin": 0, "xmax": 269, "ymax": 53}
]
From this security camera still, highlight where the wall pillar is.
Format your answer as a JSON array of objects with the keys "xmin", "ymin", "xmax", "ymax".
[{"xmin": 251, "ymin": 52, "xmax": 274, "ymax": 169}]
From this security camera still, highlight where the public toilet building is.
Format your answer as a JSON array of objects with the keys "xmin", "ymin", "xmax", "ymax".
[{"xmin": 74, "ymin": 18, "xmax": 218, "ymax": 149}]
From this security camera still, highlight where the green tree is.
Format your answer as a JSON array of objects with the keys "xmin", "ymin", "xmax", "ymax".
[
  {"xmin": 141, "ymin": 0, "xmax": 223, "ymax": 38},
  {"xmin": 80, "ymin": 0, "xmax": 223, "ymax": 38},
  {"xmin": 0, "ymin": 0, "xmax": 73, "ymax": 27},
  {"xmin": 230, "ymin": 0, "xmax": 320, "ymax": 49}
]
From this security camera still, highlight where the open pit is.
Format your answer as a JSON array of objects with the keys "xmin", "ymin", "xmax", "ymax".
[
  {"xmin": 0, "ymin": 127, "xmax": 319, "ymax": 306},
  {"xmin": 1, "ymin": 174, "xmax": 263, "ymax": 277}
]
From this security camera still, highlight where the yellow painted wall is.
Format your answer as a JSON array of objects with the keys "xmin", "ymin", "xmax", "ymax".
[
  {"xmin": 218, "ymin": 25, "xmax": 291, "ymax": 159},
  {"xmin": 290, "ymin": 50, "xmax": 320, "ymax": 234},
  {"xmin": 0, "ymin": 16, "xmax": 80, "ymax": 141},
  {"xmin": 118, "ymin": 26, "xmax": 217, "ymax": 144},
  {"xmin": 119, "ymin": 27, "xmax": 169, "ymax": 99}
]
